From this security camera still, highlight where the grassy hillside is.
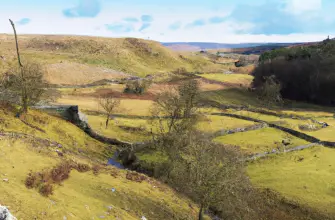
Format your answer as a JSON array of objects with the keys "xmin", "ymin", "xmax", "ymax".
[
  {"xmin": 0, "ymin": 105, "xmax": 203, "ymax": 219},
  {"xmin": 0, "ymin": 34, "xmax": 224, "ymax": 81},
  {"xmin": 248, "ymin": 146, "xmax": 335, "ymax": 214}
]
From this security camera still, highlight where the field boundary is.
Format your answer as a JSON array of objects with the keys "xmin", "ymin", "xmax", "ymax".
[{"xmin": 211, "ymin": 112, "xmax": 335, "ymax": 148}]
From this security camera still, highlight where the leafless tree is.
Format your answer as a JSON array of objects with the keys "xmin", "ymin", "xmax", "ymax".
[
  {"xmin": 2, "ymin": 60, "xmax": 47, "ymax": 112},
  {"xmin": 151, "ymin": 79, "xmax": 200, "ymax": 134},
  {"xmin": 1, "ymin": 19, "xmax": 47, "ymax": 113},
  {"xmin": 98, "ymin": 94, "xmax": 121, "ymax": 128}
]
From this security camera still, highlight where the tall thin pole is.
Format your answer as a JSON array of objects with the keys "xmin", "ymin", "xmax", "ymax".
[
  {"xmin": 9, "ymin": 19, "xmax": 23, "ymax": 68},
  {"xmin": 9, "ymin": 19, "xmax": 27, "ymax": 112}
]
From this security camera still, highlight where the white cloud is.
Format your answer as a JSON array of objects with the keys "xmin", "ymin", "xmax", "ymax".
[
  {"xmin": 0, "ymin": 3, "xmax": 331, "ymax": 43},
  {"xmin": 284, "ymin": 0, "xmax": 322, "ymax": 14}
]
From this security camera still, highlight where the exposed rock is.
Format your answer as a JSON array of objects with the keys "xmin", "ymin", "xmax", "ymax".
[
  {"xmin": 282, "ymin": 139, "xmax": 291, "ymax": 146},
  {"xmin": 0, "ymin": 206, "xmax": 17, "ymax": 220},
  {"xmin": 2, "ymin": 179, "xmax": 8, "ymax": 183},
  {"xmin": 55, "ymin": 149, "xmax": 64, "ymax": 157}
]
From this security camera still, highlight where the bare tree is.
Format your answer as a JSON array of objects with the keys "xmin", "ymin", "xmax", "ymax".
[
  {"xmin": 151, "ymin": 79, "xmax": 200, "ymax": 134},
  {"xmin": 2, "ymin": 60, "xmax": 47, "ymax": 112},
  {"xmin": 153, "ymin": 130, "xmax": 246, "ymax": 220},
  {"xmin": 2, "ymin": 19, "xmax": 47, "ymax": 113},
  {"xmin": 98, "ymin": 95, "xmax": 121, "ymax": 128}
]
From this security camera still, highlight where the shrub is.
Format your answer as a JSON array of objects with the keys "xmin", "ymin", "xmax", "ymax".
[
  {"xmin": 123, "ymin": 79, "xmax": 151, "ymax": 95},
  {"xmin": 92, "ymin": 164, "xmax": 102, "ymax": 175},
  {"xmin": 75, "ymin": 163, "xmax": 91, "ymax": 173},
  {"xmin": 126, "ymin": 171, "xmax": 147, "ymax": 182},
  {"xmin": 39, "ymin": 183, "xmax": 53, "ymax": 197},
  {"xmin": 25, "ymin": 173, "xmax": 38, "ymax": 189},
  {"xmin": 50, "ymin": 162, "xmax": 72, "ymax": 183},
  {"xmin": 25, "ymin": 161, "xmax": 92, "ymax": 197}
]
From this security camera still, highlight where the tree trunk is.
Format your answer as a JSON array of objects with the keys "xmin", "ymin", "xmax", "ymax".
[
  {"xmin": 105, "ymin": 115, "xmax": 110, "ymax": 129},
  {"xmin": 198, "ymin": 204, "xmax": 204, "ymax": 220}
]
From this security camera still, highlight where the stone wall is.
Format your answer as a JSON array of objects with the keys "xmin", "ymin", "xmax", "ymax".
[
  {"xmin": 211, "ymin": 112, "xmax": 335, "ymax": 148},
  {"xmin": 34, "ymin": 105, "xmax": 132, "ymax": 147}
]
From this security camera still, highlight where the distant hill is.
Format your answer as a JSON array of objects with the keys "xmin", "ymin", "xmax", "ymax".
[
  {"xmin": 161, "ymin": 42, "xmax": 267, "ymax": 51},
  {"xmin": 162, "ymin": 42, "xmax": 318, "ymax": 53}
]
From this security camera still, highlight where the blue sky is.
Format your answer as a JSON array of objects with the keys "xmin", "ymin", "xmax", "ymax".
[{"xmin": 0, "ymin": 0, "xmax": 334, "ymax": 43}]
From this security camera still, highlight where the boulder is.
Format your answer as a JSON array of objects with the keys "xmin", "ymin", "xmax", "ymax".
[
  {"xmin": 282, "ymin": 139, "xmax": 291, "ymax": 146},
  {"xmin": 0, "ymin": 206, "xmax": 17, "ymax": 220}
]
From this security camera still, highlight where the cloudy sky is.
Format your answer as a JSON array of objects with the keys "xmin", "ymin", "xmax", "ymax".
[{"xmin": 0, "ymin": 0, "xmax": 334, "ymax": 43}]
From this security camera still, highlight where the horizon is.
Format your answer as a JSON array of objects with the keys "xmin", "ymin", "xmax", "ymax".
[{"xmin": 0, "ymin": 0, "xmax": 334, "ymax": 43}]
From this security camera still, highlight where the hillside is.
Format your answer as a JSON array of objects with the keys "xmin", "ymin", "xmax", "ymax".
[
  {"xmin": 0, "ymin": 35, "xmax": 224, "ymax": 82},
  {"xmin": 0, "ymin": 105, "xmax": 202, "ymax": 219}
]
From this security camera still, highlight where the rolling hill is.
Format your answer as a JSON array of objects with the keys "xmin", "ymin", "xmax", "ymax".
[{"xmin": 0, "ymin": 34, "xmax": 224, "ymax": 82}]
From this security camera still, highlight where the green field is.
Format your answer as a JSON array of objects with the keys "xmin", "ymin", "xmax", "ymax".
[
  {"xmin": 248, "ymin": 146, "xmax": 335, "ymax": 214},
  {"xmin": 199, "ymin": 73, "xmax": 254, "ymax": 85},
  {"xmin": 197, "ymin": 115, "xmax": 255, "ymax": 132},
  {"xmin": 214, "ymin": 127, "xmax": 309, "ymax": 154},
  {"xmin": 87, "ymin": 115, "xmax": 150, "ymax": 142}
]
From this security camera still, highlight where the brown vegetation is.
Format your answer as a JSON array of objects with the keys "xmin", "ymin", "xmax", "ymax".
[
  {"xmin": 126, "ymin": 171, "xmax": 147, "ymax": 183},
  {"xmin": 25, "ymin": 161, "xmax": 92, "ymax": 196}
]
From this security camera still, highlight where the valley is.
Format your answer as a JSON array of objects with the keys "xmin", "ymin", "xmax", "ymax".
[{"xmin": 0, "ymin": 34, "xmax": 334, "ymax": 220}]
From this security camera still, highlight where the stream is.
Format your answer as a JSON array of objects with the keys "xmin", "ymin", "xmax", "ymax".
[{"xmin": 107, "ymin": 152, "xmax": 125, "ymax": 169}]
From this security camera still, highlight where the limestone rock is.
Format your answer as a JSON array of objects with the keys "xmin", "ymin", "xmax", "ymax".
[{"xmin": 0, "ymin": 206, "xmax": 17, "ymax": 220}]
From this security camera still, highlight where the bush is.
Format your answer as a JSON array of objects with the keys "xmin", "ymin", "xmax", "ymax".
[
  {"xmin": 25, "ymin": 173, "xmax": 38, "ymax": 189},
  {"xmin": 39, "ymin": 183, "xmax": 53, "ymax": 197},
  {"xmin": 25, "ymin": 161, "xmax": 92, "ymax": 196},
  {"xmin": 75, "ymin": 163, "xmax": 91, "ymax": 173},
  {"xmin": 126, "ymin": 171, "xmax": 147, "ymax": 182},
  {"xmin": 123, "ymin": 79, "xmax": 151, "ymax": 95},
  {"xmin": 92, "ymin": 164, "xmax": 102, "ymax": 175},
  {"xmin": 50, "ymin": 162, "xmax": 72, "ymax": 183}
]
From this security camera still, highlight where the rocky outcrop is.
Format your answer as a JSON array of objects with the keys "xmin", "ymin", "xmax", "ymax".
[{"xmin": 0, "ymin": 206, "xmax": 17, "ymax": 220}]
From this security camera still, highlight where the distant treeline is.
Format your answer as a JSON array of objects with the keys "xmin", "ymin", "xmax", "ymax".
[{"xmin": 252, "ymin": 38, "xmax": 335, "ymax": 105}]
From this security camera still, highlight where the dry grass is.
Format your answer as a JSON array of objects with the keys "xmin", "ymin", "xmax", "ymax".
[
  {"xmin": 45, "ymin": 61, "xmax": 128, "ymax": 85},
  {"xmin": 56, "ymin": 95, "xmax": 153, "ymax": 116},
  {"xmin": 0, "ymin": 34, "xmax": 225, "ymax": 79}
]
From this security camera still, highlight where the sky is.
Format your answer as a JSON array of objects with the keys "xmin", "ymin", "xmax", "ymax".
[{"xmin": 0, "ymin": 0, "xmax": 334, "ymax": 43}]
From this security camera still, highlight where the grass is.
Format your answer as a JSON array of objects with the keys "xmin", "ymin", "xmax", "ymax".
[
  {"xmin": 304, "ymin": 117, "xmax": 335, "ymax": 141},
  {"xmin": 56, "ymin": 95, "xmax": 153, "ymax": 116},
  {"xmin": 199, "ymin": 73, "xmax": 253, "ymax": 85},
  {"xmin": 0, "ymin": 107, "xmax": 107, "ymax": 159},
  {"xmin": 0, "ymin": 139, "xmax": 201, "ymax": 219},
  {"xmin": 227, "ymin": 110, "xmax": 335, "ymax": 142},
  {"xmin": 87, "ymin": 115, "xmax": 150, "ymax": 142},
  {"xmin": 214, "ymin": 127, "xmax": 309, "ymax": 154},
  {"xmin": 248, "ymin": 146, "xmax": 335, "ymax": 214},
  {"xmin": 59, "ymin": 84, "xmax": 125, "ymax": 96},
  {"xmin": 1, "ymin": 35, "xmax": 224, "ymax": 78},
  {"xmin": 196, "ymin": 115, "xmax": 256, "ymax": 132},
  {"xmin": 45, "ymin": 61, "xmax": 128, "ymax": 85},
  {"xmin": 200, "ymin": 88, "xmax": 262, "ymax": 107}
]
